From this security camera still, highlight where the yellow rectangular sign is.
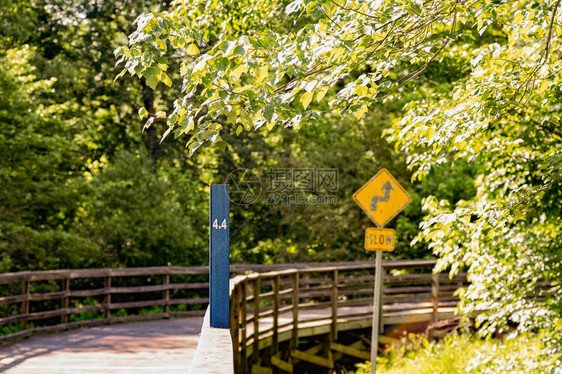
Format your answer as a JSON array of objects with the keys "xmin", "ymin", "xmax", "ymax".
[{"xmin": 364, "ymin": 228, "xmax": 395, "ymax": 251}]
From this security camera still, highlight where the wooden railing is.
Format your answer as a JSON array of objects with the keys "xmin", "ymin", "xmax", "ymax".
[
  {"xmin": 0, "ymin": 262, "xmax": 410, "ymax": 344},
  {"xmin": 229, "ymin": 260, "xmax": 468, "ymax": 373},
  {"xmin": 0, "ymin": 266, "xmax": 213, "ymax": 343},
  {"xmin": 0, "ymin": 259, "xmax": 468, "ymax": 372}
]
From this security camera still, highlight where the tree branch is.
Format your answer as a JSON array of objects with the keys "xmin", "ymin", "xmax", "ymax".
[
  {"xmin": 544, "ymin": 0, "xmax": 561, "ymax": 63},
  {"xmin": 375, "ymin": 38, "xmax": 451, "ymax": 100}
]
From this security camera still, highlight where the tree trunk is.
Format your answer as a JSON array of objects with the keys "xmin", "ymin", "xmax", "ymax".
[{"xmin": 142, "ymin": 83, "xmax": 159, "ymax": 161}]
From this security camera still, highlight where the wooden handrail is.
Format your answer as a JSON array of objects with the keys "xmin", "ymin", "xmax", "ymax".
[{"xmin": 0, "ymin": 260, "xmax": 438, "ymax": 284}]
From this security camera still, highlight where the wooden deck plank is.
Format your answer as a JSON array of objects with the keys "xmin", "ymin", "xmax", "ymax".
[
  {"xmin": 0, "ymin": 318, "xmax": 203, "ymax": 374},
  {"xmin": 243, "ymin": 304, "xmax": 459, "ymax": 351}
]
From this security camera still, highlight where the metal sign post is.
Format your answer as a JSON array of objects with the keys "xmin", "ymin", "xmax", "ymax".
[
  {"xmin": 209, "ymin": 184, "xmax": 230, "ymax": 328},
  {"xmin": 370, "ymin": 250, "xmax": 383, "ymax": 374},
  {"xmin": 353, "ymin": 169, "xmax": 412, "ymax": 374}
]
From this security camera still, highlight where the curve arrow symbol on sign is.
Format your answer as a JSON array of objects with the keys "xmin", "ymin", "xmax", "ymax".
[{"xmin": 370, "ymin": 181, "xmax": 394, "ymax": 211}]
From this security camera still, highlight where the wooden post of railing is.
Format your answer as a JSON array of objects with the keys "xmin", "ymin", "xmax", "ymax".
[
  {"xmin": 331, "ymin": 269, "xmax": 338, "ymax": 340},
  {"xmin": 252, "ymin": 277, "xmax": 260, "ymax": 366},
  {"xmin": 61, "ymin": 276, "xmax": 70, "ymax": 324},
  {"xmin": 302, "ymin": 273, "xmax": 310, "ymax": 304},
  {"xmin": 291, "ymin": 272, "xmax": 299, "ymax": 350},
  {"xmin": 21, "ymin": 279, "xmax": 29, "ymax": 330},
  {"xmin": 240, "ymin": 280, "xmax": 248, "ymax": 374},
  {"xmin": 163, "ymin": 273, "xmax": 170, "ymax": 317},
  {"xmin": 272, "ymin": 275, "xmax": 280, "ymax": 355},
  {"xmin": 104, "ymin": 275, "xmax": 111, "ymax": 319},
  {"xmin": 432, "ymin": 272, "xmax": 439, "ymax": 323}
]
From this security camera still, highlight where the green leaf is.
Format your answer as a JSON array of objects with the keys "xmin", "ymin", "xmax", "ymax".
[
  {"xmin": 285, "ymin": 0, "xmax": 302, "ymax": 15},
  {"xmin": 263, "ymin": 104, "xmax": 274, "ymax": 122},
  {"xmin": 181, "ymin": 116, "xmax": 195, "ymax": 131},
  {"xmin": 143, "ymin": 117, "xmax": 155, "ymax": 130},
  {"xmin": 186, "ymin": 43, "xmax": 200, "ymax": 56},
  {"xmin": 160, "ymin": 126, "xmax": 173, "ymax": 143},
  {"xmin": 425, "ymin": 229, "xmax": 442, "ymax": 241},
  {"xmin": 233, "ymin": 45, "xmax": 247, "ymax": 56},
  {"xmin": 316, "ymin": 86, "xmax": 329, "ymax": 102},
  {"xmin": 231, "ymin": 64, "xmax": 248, "ymax": 80},
  {"xmin": 354, "ymin": 85, "xmax": 368, "ymax": 96},
  {"xmin": 146, "ymin": 75, "xmax": 159, "ymax": 89},
  {"xmin": 354, "ymin": 104, "xmax": 368, "ymax": 119},
  {"xmin": 256, "ymin": 66, "xmax": 268, "ymax": 83},
  {"xmin": 138, "ymin": 106, "xmax": 148, "ymax": 119},
  {"xmin": 172, "ymin": 37, "xmax": 186, "ymax": 49},
  {"xmin": 162, "ymin": 73, "xmax": 173, "ymax": 87},
  {"xmin": 300, "ymin": 91, "xmax": 313, "ymax": 110},
  {"xmin": 193, "ymin": 54, "xmax": 212, "ymax": 73},
  {"xmin": 425, "ymin": 126, "xmax": 435, "ymax": 141},
  {"xmin": 235, "ymin": 125, "xmax": 243, "ymax": 136},
  {"xmin": 215, "ymin": 140, "xmax": 228, "ymax": 150},
  {"xmin": 180, "ymin": 63, "xmax": 188, "ymax": 76},
  {"xmin": 156, "ymin": 38, "xmax": 167, "ymax": 51},
  {"xmin": 114, "ymin": 68, "xmax": 128, "ymax": 82}
]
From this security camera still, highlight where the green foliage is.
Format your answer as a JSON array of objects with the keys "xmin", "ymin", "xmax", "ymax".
[
  {"xmin": 217, "ymin": 109, "xmax": 443, "ymax": 263},
  {"xmin": 0, "ymin": 42, "xmax": 206, "ymax": 271},
  {"xmin": 138, "ymin": 305, "xmax": 163, "ymax": 316},
  {"xmin": 356, "ymin": 330, "xmax": 562, "ymax": 374},
  {"xmin": 0, "ymin": 45, "xmax": 101, "ymax": 271},
  {"xmin": 74, "ymin": 150, "xmax": 206, "ymax": 267},
  {"xmin": 0, "ymin": 0, "xmax": 474, "ymax": 273},
  {"xmin": 119, "ymin": 0, "xmax": 562, "ymax": 368},
  {"xmin": 0, "ymin": 0, "xmax": 38, "ymax": 49},
  {"xmin": 116, "ymin": 0, "xmax": 515, "ymax": 153},
  {"xmin": 114, "ymin": 309, "xmax": 128, "ymax": 318},
  {"xmin": 384, "ymin": 2, "xmax": 562, "ymax": 343},
  {"xmin": 69, "ymin": 297, "xmax": 104, "ymax": 323},
  {"xmin": 0, "ymin": 323, "xmax": 22, "ymax": 336},
  {"xmin": 0, "ymin": 0, "xmax": 212, "ymax": 271}
]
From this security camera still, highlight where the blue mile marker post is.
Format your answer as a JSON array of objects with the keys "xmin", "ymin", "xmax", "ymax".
[{"xmin": 209, "ymin": 184, "xmax": 230, "ymax": 328}]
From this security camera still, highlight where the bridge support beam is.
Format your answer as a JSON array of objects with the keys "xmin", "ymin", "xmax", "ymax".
[
  {"xmin": 291, "ymin": 348, "xmax": 334, "ymax": 369},
  {"xmin": 330, "ymin": 342, "xmax": 370, "ymax": 360},
  {"xmin": 251, "ymin": 365, "xmax": 273, "ymax": 374},
  {"xmin": 332, "ymin": 339, "xmax": 368, "ymax": 362},
  {"xmin": 271, "ymin": 355, "xmax": 293, "ymax": 373}
]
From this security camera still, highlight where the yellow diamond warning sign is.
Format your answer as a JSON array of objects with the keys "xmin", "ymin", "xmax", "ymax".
[
  {"xmin": 353, "ymin": 168, "xmax": 411, "ymax": 227},
  {"xmin": 365, "ymin": 228, "xmax": 395, "ymax": 251}
]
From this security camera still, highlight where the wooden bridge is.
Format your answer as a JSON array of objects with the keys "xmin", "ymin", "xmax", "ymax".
[{"xmin": 0, "ymin": 260, "xmax": 467, "ymax": 373}]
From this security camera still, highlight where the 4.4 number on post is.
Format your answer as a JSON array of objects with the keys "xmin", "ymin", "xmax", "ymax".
[{"xmin": 212, "ymin": 219, "xmax": 228, "ymax": 230}]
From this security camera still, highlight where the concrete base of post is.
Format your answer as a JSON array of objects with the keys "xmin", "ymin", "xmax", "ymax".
[{"xmin": 189, "ymin": 306, "xmax": 234, "ymax": 374}]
